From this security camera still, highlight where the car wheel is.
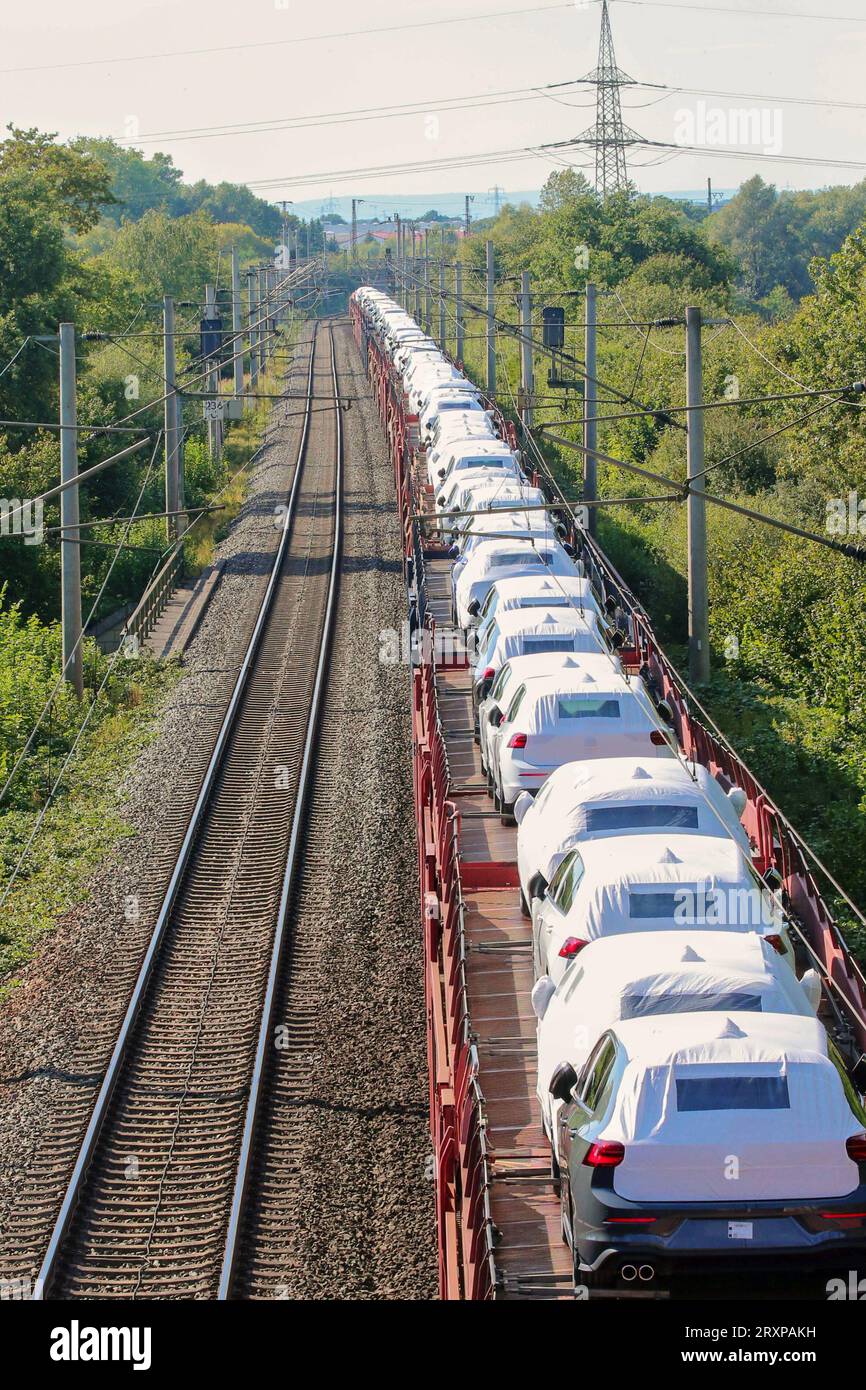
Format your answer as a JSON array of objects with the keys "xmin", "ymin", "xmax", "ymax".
[
  {"xmin": 550, "ymin": 1146, "xmax": 561, "ymax": 1197},
  {"xmin": 519, "ymin": 887, "xmax": 530, "ymax": 919},
  {"xmin": 500, "ymin": 798, "xmax": 516, "ymax": 827}
]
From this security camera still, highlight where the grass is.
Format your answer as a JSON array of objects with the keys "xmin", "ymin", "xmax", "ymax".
[{"xmin": 0, "ymin": 657, "xmax": 182, "ymax": 997}]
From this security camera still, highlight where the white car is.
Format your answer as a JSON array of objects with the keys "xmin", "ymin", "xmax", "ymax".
[
  {"xmin": 452, "ymin": 510, "xmax": 565, "ymax": 587},
  {"xmin": 533, "ymin": 929, "xmax": 822, "ymax": 1146},
  {"xmin": 478, "ymin": 652, "xmax": 620, "ymax": 781},
  {"xmin": 428, "ymin": 439, "xmax": 519, "ymax": 491},
  {"xmin": 436, "ymin": 468, "xmax": 530, "ymax": 522},
  {"xmin": 447, "ymin": 482, "xmax": 547, "ymax": 538},
  {"xmin": 429, "ymin": 407, "xmax": 496, "ymax": 451},
  {"xmin": 471, "ymin": 605, "xmax": 607, "ymax": 740},
  {"xmin": 395, "ymin": 337, "xmax": 438, "ymax": 374},
  {"xmin": 531, "ymin": 833, "xmax": 793, "ymax": 986},
  {"xmin": 489, "ymin": 665, "xmax": 670, "ymax": 818},
  {"xmin": 515, "ymin": 754, "xmax": 753, "ymax": 913},
  {"xmin": 407, "ymin": 365, "xmax": 464, "ymax": 413},
  {"xmin": 455, "ymin": 539, "xmax": 578, "ymax": 630},
  {"xmin": 419, "ymin": 389, "xmax": 485, "ymax": 441},
  {"xmin": 474, "ymin": 573, "xmax": 594, "ymax": 634}
]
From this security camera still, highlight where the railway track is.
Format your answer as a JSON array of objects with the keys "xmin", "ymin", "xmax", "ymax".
[{"xmin": 34, "ymin": 320, "xmax": 343, "ymax": 1300}]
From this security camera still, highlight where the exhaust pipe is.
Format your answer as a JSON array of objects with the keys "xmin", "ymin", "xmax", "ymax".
[
  {"xmin": 638, "ymin": 1264, "xmax": 655, "ymax": 1282},
  {"xmin": 620, "ymin": 1264, "xmax": 638, "ymax": 1282}
]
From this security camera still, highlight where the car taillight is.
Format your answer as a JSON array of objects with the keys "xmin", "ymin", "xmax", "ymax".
[
  {"xmin": 605, "ymin": 1216, "xmax": 656, "ymax": 1225},
  {"xmin": 584, "ymin": 1141, "xmax": 625, "ymax": 1168},
  {"xmin": 481, "ymin": 667, "xmax": 495, "ymax": 682},
  {"xmin": 764, "ymin": 933, "xmax": 786, "ymax": 955},
  {"xmin": 507, "ymin": 732, "xmax": 527, "ymax": 749},
  {"xmin": 846, "ymin": 1134, "xmax": 866, "ymax": 1162},
  {"xmin": 649, "ymin": 730, "xmax": 667, "ymax": 746},
  {"xmin": 558, "ymin": 936, "xmax": 589, "ymax": 959}
]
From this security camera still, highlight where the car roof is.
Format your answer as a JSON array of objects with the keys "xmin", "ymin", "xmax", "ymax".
[
  {"xmin": 612, "ymin": 1010, "xmax": 828, "ymax": 1067},
  {"xmin": 490, "ymin": 575, "xmax": 592, "ymax": 601},
  {"xmin": 495, "ymin": 606, "xmax": 598, "ymax": 634},
  {"xmin": 570, "ymin": 928, "xmax": 777, "ymax": 978}
]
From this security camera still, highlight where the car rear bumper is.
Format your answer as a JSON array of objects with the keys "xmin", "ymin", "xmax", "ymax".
[{"xmin": 576, "ymin": 1217, "xmax": 866, "ymax": 1280}]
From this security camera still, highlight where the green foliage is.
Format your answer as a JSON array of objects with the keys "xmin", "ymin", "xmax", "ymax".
[
  {"xmin": 707, "ymin": 174, "xmax": 866, "ymax": 304},
  {"xmin": 102, "ymin": 209, "xmax": 218, "ymax": 302},
  {"xmin": 0, "ymin": 605, "xmax": 181, "ymax": 985},
  {"xmin": 0, "ymin": 126, "xmax": 115, "ymax": 233}
]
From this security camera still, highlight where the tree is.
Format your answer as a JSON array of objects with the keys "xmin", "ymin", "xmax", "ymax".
[
  {"xmin": 0, "ymin": 127, "xmax": 115, "ymax": 233},
  {"xmin": 103, "ymin": 209, "xmax": 218, "ymax": 301},
  {"xmin": 71, "ymin": 138, "xmax": 184, "ymax": 222}
]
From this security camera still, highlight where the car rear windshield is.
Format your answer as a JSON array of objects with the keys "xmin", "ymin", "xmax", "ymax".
[
  {"xmin": 518, "ymin": 595, "xmax": 571, "ymax": 608},
  {"xmin": 557, "ymin": 697, "xmax": 620, "ymax": 719},
  {"xmin": 586, "ymin": 804, "xmax": 700, "ymax": 832},
  {"xmin": 493, "ymin": 553, "xmax": 545, "ymax": 568},
  {"xmin": 628, "ymin": 888, "xmax": 725, "ymax": 921},
  {"xmin": 522, "ymin": 636, "xmax": 575, "ymax": 654},
  {"xmin": 675, "ymin": 1075, "xmax": 791, "ymax": 1111},
  {"xmin": 623, "ymin": 990, "xmax": 764, "ymax": 1019}
]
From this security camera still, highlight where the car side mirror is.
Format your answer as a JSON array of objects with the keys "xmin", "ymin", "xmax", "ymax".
[
  {"xmin": 467, "ymin": 599, "xmax": 480, "ymax": 617},
  {"xmin": 531, "ymin": 975, "xmax": 556, "ymax": 1021},
  {"xmin": 799, "ymin": 968, "xmax": 822, "ymax": 1014},
  {"xmin": 514, "ymin": 791, "xmax": 534, "ymax": 825},
  {"xmin": 438, "ymin": 468, "xmax": 446, "ymax": 478},
  {"xmin": 488, "ymin": 706, "xmax": 502, "ymax": 727},
  {"xmin": 727, "ymin": 785, "xmax": 748, "ymax": 819},
  {"xmin": 562, "ymin": 542, "xmax": 575, "ymax": 557},
  {"xmin": 549, "ymin": 1060, "xmax": 578, "ymax": 1104},
  {"xmin": 656, "ymin": 699, "xmax": 674, "ymax": 726},
  {"xmin": 763, "ymin": 866, "xmax": 784, "ymax": 893}
]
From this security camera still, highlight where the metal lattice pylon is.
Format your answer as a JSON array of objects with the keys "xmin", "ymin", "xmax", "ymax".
[{"xmin": 575, "ymin": 0, "xmax": 642, "ymax": 197}]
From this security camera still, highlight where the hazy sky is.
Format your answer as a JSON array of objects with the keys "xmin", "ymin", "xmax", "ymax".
[{"xmin": 2, "ymin": 0, "xmax": 865, "ymax": 211}]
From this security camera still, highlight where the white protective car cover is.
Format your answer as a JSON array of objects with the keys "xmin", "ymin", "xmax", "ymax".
[
  {"xmin": 519, "ymin": 756, "xmax": 752, "ymax": 887},
  {"xmin": 431, "ymin": 447, "xmax": 517, "ymax": 490},
  {"xmin": 481, "ymin": 607, "xmax": 607, "ymax": 672},
  {"xmin": 520, "ymin": 669, "xmax": 659, "ymax": 735},
  {"xmin": 430, "ymin": 408, "xmax": 495, "ymax": 448},
  {"xmin": 606, "ymin": 1014, "xmax": 862, "ymax": 1202},
  {"xmin": 452, "ymin": 483, "xmax": 546, "ymax": 531},
  {"xmin": 535, "ymin": 930, "xmax": 815, "ymax": 1128},
  {"xmin": 456, "ymin": 510, "xmax": 562, "ymax": 561},
  {"xmin": 480, "ymin": 574, "xmax": 595, "ymax": 625},
  {"xmin": 564, "ymin": 833, "xmax": 775, "ymax": 942},
  {"xmin": 487, "ymin": 652, "xmax": 622, "ymax": 713},
  {"xmin": 440, "ymin": 468, "xmax": 526, "ymax": 512},
  {"xmin": 456, "ymin": 545, "xmax": 578, "ymax": 628},
  {"xmin": 428, "ymin": 432, "xmax": 502, "ymax": 483}
]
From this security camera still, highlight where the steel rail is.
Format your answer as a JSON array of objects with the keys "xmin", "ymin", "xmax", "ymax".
[
  {"xmin": 217, "ymin": 322, "xmax": 343, "ymax": 1299},
  {"xmin": 32, "ymin": 323, "xmax": 322, "ymax": 1301}
]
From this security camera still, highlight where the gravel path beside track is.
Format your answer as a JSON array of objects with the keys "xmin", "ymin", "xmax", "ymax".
[{"xmin": 0, "ymin": 317, "xmax": 435, "ymax": 1300}]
